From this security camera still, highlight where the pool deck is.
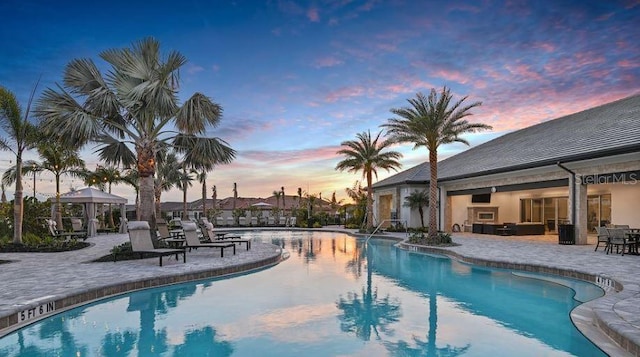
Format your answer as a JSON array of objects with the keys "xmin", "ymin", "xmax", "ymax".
[{"xmin": 0, "ymin": 229, "xmax": 638, "ymax": 356}]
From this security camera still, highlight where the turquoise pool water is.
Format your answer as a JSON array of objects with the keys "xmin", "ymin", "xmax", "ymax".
[{"xmin": 0, "ymin": 231, "xmax": 605, "ymax": 356}]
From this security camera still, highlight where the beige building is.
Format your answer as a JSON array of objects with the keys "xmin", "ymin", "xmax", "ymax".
[{"xmin": 372, "ymin": 94, "xmax": 640, "ymax": 244}]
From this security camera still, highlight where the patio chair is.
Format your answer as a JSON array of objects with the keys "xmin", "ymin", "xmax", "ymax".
[
  {"xmin": 606, "ymin": 228, "xmax": 629, "ymax": 256},
  {"xmin": 594, "ymin": 226, "xmax": 610, "ymax": 252},
  {"xmin": 199, "ymin": 222, "xmax": 251, "ymax": 250},
  {"xmin": 122, "ymin": 221, "xmax": 186, "ymax": 266},
  {"xmin": 182, "ymin": 222, "xmax": 236, "ymax": 257}
]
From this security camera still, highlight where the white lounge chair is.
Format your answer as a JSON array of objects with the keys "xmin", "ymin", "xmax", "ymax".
[
  {"xmin": 124, "ymin": 221, "xmax": 186, "ymax": 266},
  {"xmin": 182, "ymin": 222, "xmax": 236, "ymax": 257}
]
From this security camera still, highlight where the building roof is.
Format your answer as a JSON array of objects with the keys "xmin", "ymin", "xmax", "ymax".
[{"xmin": 374, "ymin": 94, "xmax": 640, "ymax": 188}]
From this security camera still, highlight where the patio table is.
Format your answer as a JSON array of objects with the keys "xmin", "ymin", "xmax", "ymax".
[{"xmin": 625, "ymin": 229, "xmax": 640, "ymax": 255}]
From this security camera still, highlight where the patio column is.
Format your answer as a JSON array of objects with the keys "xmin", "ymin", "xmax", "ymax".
[{"xmin": 574, "ymin": 178, "xmax": 588, "ymax": 244}]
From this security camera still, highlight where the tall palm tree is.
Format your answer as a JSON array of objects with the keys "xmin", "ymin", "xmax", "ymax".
[
  {"xmin": 383, "ymin": 87, "xmax": 491, "ymax": 241},
  {"xmin": 336, "ymin": 130, "xmax": 403, "ymax": 231},
  {"xmin": 35, "ymin": 37, "xmax": 235, "ymax": 231},
  {"xmin": 0, "ymin": 85, "xmax": 39, "ymax": 243},
  {"xmin": 404, "ymin": 189, "xmax": 429, "ymax": 228}
]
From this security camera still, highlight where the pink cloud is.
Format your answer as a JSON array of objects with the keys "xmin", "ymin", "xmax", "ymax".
[
  {"xmin": 313, "ymin": 56, "xmax": 344, "ymax": 68},
  {"xmin": 241, "ymin": 146, "xmax": 342, "ymax": 165},
  {"xmin": 307, "ymin": 7, "xmax": 320, "ymax": 22},
  {"xmin": 325, "ymin": 86, "xmax": 365, "ymax": 102},
  {"xmin": 504, "ymin": 63, "xmax": 543, "ymax": 81},
  {"xmin": 532, "ymin": 42, "xmax": 556, "ymax": 52},
  {"xmin": 433, "ymin": 69, "xmax": 471, "ymax": 85}
]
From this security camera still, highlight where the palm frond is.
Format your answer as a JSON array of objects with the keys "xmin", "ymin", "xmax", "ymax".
[{"xmin": 175, "ymin": 93, "xmax": 223, "ymax": 134}]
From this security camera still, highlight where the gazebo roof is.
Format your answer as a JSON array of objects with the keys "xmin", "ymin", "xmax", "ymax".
[{"xmin": 58, "ymin": 187, "xmax": 127, "ymax": 204}]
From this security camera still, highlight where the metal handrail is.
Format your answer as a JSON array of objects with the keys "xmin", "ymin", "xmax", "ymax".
[{"xmin": 365, "ymin": 219, "xmax": 408, "ymax": 244}]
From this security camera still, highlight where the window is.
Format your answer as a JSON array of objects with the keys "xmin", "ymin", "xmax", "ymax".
[{"xmin": 477, "ymin": 212, "xmax": 495, "ymax": 221}]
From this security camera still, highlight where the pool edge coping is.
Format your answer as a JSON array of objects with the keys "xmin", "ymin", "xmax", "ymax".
[
  {"xmin": 0, "ymin": 247, "xmax": 283, "ymax": 338},
  {"xmin": 386, "ymin": 237, "xmax": 638, "ymax": 357}
]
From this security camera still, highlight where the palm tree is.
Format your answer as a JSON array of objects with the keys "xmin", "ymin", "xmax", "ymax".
[
  {"xmin": 154, "ymin": 151, "xmax": 181, "ymax": 219},
  {"xmin": 0, "ymin": 85, "xmax": 39, "ymax": 243},
  {"xmin": 86, "ymin": 165, "xmax": 124, "ymax": 228},
  {"xmin": 272, "ymin": 189, "xmax": 282, "ymax": 209},
  {"xmin": 35, "ymin": 37, "xmax": 235, "ymax": 231},
  {"xmin": 3, "ymin": 139, "xmax": 86, "ymax": 230},
  {"xmin": 336, "ymin": 130, "xmax": 403, "ymax": 231},
  {"xmin": 345, "ymin": 180, "xmax": 368, "ymax": 226},
  {"xmin": 177, "ymin": 165, "xmax": 196, "ymax": 220},
  {"xmin": 198, "ymin": 171, "xmax": 208, "ymax": 219},
  {"xmin": 121, "ymin": 168, "xmax": 140, "ymax": 219},
  {"xmin": 281, "ymin": 186, "xmax": 285, "ymax": 210},
  {"xmin": 404, "ymin": 189, "xmax": 429, "ymax": 228},
  {"xmin": 383, "ymin": 87, "xmax": 491, "ymax": 242},
  {"xmin": 178, "ymin": 132, "xmax": 234, "ymax": 219}
]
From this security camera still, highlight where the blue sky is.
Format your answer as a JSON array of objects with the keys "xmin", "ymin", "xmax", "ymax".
[{"xmin": 1, "ymin": 0, "xmax": 639, "ymax": 204}]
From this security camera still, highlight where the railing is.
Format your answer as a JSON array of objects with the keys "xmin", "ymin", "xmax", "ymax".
[{"xmin": 365, "ymin": 219, "xmax": 409, "ymax": 244}]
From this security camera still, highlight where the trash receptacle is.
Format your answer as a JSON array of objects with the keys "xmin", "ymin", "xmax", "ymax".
[{"xmin": 558, "ymin": 224, "xmax": 575, "ymax": 245}]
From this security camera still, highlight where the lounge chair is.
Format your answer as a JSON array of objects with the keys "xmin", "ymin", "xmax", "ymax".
[
  {"xmin": 199, "ymin": 222, "xmax": 251, "ymax": 250},
  {"xmin": 122, "ymin": 221, "xmax": 186, "ymax": 266},
  {"xmin": 156, "ymin": 219, "xmax": 175, "ymax": 240},
  {"xmin": 182, "ymin": 222, "xmax": 236, "ymax": 257}
]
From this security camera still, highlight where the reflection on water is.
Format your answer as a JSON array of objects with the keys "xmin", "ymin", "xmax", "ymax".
[{"xmin": 0, "ymin": 231, "xmax": 605, "ymax": 356}]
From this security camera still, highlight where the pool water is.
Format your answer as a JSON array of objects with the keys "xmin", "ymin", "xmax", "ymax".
[{"xmin": 0, "ymin": 231, "xmax": 606, "ymax": 356}]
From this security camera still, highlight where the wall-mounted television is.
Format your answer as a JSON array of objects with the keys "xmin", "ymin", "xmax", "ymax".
[{"xmin": 471, "ymin": 193, "xmax": 491, "ymax": 203}]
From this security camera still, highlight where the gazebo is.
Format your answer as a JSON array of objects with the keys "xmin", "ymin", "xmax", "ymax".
[{"xmin": 58, "ymin": 187, "xmax": 128, "ymax": 237}]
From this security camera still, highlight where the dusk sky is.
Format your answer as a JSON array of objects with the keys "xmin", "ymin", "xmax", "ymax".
[{"xmin": 1, "ymin": 0, "xmax": 639, "ymax": 204}]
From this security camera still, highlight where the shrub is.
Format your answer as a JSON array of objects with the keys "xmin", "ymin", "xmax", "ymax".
[
  {"xmin": 407, "ymin": 231, "xmax": 454, "ymax": 246},
  {"xmin": 312, "ymin": 221, "xmax": 322, "ymax": 228}
]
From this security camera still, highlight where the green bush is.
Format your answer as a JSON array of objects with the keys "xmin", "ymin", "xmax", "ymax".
[
  {"xmin": 407, "ymin": 231, "xmax": 454, "ymax": 246},
  {"xmin": 312, "ymin": 221, "xmax": 322, "ymax": 228}
]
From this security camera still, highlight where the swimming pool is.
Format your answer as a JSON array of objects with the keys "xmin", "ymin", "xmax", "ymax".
[{"xmin": 0, "ymin": 230, "xmax": 605, "ymax": 356}]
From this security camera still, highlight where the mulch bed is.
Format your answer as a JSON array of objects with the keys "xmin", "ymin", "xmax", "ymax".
[{"xmin": 0, "ymin": 242, "xmax": 90, "ymax": 253}]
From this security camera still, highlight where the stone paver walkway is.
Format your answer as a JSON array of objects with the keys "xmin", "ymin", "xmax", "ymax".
[{"xmin": 0, "ymin": 229, "xmax": 639, "ymax": 356}]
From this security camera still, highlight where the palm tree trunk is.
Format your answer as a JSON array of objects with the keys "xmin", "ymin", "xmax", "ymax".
[
  {"xmin": 201, "ymin": 180, "xmax": 207, "ymax": 219},
  {"xmin": 55, "ymin": 173, "xmax": 62, "ymax": 229},
  {"xmin": 366, "ymin": 170, "xmax": 374, "ymax": 230},
  {"xmin": 428, "ymin": 149, "xmax": 438, "ymax": 241},
  {"xmin": 137, "ymin": 142, "xmax": 156, "ymax": 226},
  {"xmin": 182, "ymin": 185, "xmax": 188, "ymax": 220},
  {"xmin": 140, "ymin": 175, "xmax": 155, "ymax": 224},
  {"xmin": 13, "ymin": 156, "xmax": 24, "ymax": 244},
  {"xmin": 154, "ymin": 187, "xmax": 162, "ymax": 220}
]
